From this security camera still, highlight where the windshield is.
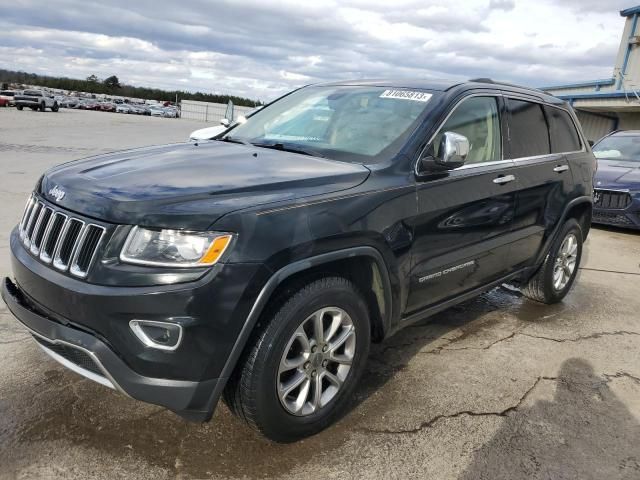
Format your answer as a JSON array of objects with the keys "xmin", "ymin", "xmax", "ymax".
[
  {"xmin": 593, "ymin": 135, "xmax": 640, "ymax": 162},
  {"xmin": 226, "ymin": 86, "xmax": 435, "ymax": 163}
]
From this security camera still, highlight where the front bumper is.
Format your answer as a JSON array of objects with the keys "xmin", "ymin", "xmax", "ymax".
[
  {"xmin": 3, "ymin": 227, "xmax": 268, "ymax": 421},
  {"xmin": 592, "ymin": 193, "xmax": 640, "ymax": 230},
  {"xmin": 2, "ymin": 277, "xmax": 217, "ymax": 419}
]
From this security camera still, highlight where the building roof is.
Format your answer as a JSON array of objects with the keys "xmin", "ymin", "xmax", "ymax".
[
  {"xmin": 541, "ymin": 78, "xmax": 615, "ymax": 90},
  {"xmin": 620, "ymin": 5, "xmax": 640, "ymax": 17}
]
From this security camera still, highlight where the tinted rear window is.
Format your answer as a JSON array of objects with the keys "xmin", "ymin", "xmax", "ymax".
[
  {"xmin": 507, "ymin": 99, "xmax": 550, "ymax": 158},
  {"xmin": 545, "ymin": 106, "xmax": 581, "ymax": 153},
  {"xmin": 23, "ymin": 90, "xmax": 42, "ymax": 96}
]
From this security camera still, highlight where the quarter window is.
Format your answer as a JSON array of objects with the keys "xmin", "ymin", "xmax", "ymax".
[
  {"xmin": 433, "ymin": 96, "xmax": 502, "ymax": 164},
  {"xmin": 545, "ymin": 106, "xmax": 582, "ymax": 153},
  {"xmin": 507, "ymin": 99, "xmax": 550, "ymax": 158}
]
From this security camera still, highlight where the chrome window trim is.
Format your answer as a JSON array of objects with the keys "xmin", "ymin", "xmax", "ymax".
[
  {"xmin": 415, "ymin": 92, "xmax": 506, "ymax": 177},
  {"xmin": 415, "ymin": 92, "xmax": 589, "ymax": 177},
  {"xmin": 502, "ymin": 95, "xmax": 587, "ymax": 158}
]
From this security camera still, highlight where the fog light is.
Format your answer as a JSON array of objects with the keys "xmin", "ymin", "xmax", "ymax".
[{"xmin": 129, "ymin": 320, "xmax": 183, "ymax": 351}]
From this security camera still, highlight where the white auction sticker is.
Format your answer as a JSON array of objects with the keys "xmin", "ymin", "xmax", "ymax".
[{"xmin": 379, "ymin": 89, "xmax": 432, "ymax": 102}]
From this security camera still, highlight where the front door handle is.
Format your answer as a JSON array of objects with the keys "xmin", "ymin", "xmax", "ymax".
[
  {"xmin": 493, "ymin": 174, "xmax": 516, "ymax": 184},
  {"xmin": 553, "ymin": 165, "xmax": 569, "ymax": 173}
]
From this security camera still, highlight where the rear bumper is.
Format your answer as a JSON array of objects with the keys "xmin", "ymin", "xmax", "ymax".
[{"xmin": 2, "ymin": 277, "xmax": 218, "ymax": 421}]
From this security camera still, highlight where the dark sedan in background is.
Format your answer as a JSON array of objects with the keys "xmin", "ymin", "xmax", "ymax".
[{"xmin": 592, "ymin": 131, "xmax": 640, "ymax": 229}]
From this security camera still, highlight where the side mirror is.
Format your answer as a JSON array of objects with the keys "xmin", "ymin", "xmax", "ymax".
[
  {"xmin": 588, "ymin": 140, "xmax": 594, "ymax": 147},
  {"xmin": 420, "ymin": 131, "xmax": 469, "ymax": 173},
  {"xmin": 220, "ymin": 118, "xmax": 230, "ymax": 127}
]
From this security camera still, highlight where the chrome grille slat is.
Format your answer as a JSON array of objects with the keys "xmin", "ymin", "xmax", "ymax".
[
  {"xmin": 40, "ymin": 213, "xmax": 67, "ymax": 263},
  {"xmin": 53, "ymin": 219, "xmax": 84, "ymax": 271},
  {"xmin": 70, "ymin": 224, "xmax": 106, "ymax": 278},
  {"xmin": 30, "ymin": 207, "xmax": 53, "ymax": 255},
  {"xmin": 17, "ymin": 195, "xmax": 106, "ymax": 277},
  {"xmin": 23, "ymin": 202, "xmax": 43, "ymax": 247}
]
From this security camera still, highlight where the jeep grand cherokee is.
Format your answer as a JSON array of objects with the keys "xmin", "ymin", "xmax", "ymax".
[{"xmin": 2, "ymin": 79, "xmax": 595, "ymax": 442}]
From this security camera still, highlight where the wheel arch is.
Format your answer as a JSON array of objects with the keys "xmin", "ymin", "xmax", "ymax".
[
  {"xmin": 201, "ymin": 246, "xmax": 393, "ymax": 420},
  {"xmin": 533, "ymin": 195, "xmax": 592, "ymax": 268}
]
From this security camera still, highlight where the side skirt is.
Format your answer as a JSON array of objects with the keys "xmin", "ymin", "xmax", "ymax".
[{"xmin": 396, "ymin": 268, "xmax": 532, "ymax": 332}]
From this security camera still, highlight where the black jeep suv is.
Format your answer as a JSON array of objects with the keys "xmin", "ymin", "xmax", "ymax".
[{"xmin": 2, "ymin": 79, "xmax": 595, "ymax": 442}]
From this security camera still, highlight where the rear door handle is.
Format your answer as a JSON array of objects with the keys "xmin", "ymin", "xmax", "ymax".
[
  {"xmin": 493, "ymin": 174, "xmax": 516, "ymax": 184},
  {"xmin": 553, "ymin": 165, "xmax": 569, "ymax": 173}
]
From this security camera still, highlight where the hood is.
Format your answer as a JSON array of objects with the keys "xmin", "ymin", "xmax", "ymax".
[
  {"xmin": 595, "ymin": 159, "xmax": 640, "ymax": 190},
  {"xmin": 40, "ymin": 142, "xmax": 369, "ymax": 230}
]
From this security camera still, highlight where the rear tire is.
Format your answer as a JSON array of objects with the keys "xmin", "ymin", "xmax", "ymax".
[
  {"xmin": 16, "ymin": 105, "xmax": 23, "ymax": 110},
  {"xmin": 224, "ymin": 276, "xmax": 371, "ymax": 442},
  {"xmin": 522, "ymin": 218, "xmax": 582, "ymax": 304}
]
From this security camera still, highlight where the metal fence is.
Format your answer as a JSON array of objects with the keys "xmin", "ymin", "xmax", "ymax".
[{"xmin": 179, "ymin": 100, "xmax": 254, "ymax": 123}]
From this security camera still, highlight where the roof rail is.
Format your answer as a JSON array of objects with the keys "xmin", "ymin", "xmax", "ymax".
[{"xmin": 468, "ymin": 77, "xmax": 547, "ymax": 95}]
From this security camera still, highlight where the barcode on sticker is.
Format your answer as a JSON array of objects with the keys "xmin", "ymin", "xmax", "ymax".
[{"xmin": 380, "ymin": 90, "xmax": 432, "ymax": 102}]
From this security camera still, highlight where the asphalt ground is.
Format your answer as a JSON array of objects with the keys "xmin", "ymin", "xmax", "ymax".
[{"xmin": 1, "ymin": 107, "xmax": 639, "ymax": 479}]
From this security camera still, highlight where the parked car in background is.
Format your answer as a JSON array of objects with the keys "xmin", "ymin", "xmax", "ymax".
[
  {"xmin": 149, "ymin": 105, "xmax": 165, "ymax": 117},
  {"xmin": 99, "ymin": 102, "xmax": 115, "ymax": 112},
  {"xmin": 115, "ymin": 104, "xmax": 132, "ymax": 113},
  {"xmin": 60, "ymin": 97, "xmax": 78, "ymax": 108},
  {"xmin": 162, "ymin": 107, "xmax": 179, "ymax": 118},
  {"xmin": 1, "ymin": 79, "xmax": 595, "ymax": 442},
  {"xmin": 592, "ymin": 130, "xmax": 640, "ymax": 229},
  {"xmin": 14, "ymin": 90, "xmax": 58, "ymax": 112},
  {"xmin": 0, "ymin": 90, "xmax": 16, "ymax": 106}
]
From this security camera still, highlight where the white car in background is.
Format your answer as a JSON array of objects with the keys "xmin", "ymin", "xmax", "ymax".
[{"xmin": 189, "ymin": 106, "xmax": 262, "ymax": 141}]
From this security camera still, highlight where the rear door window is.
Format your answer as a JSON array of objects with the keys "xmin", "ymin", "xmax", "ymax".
[
  {"xmin": 544, "ymin": 106, "xmax": 582, "ymax": 153},
  {"xmin": 507, "ymin": 99, "xmax": 550, "ymax": 158}
]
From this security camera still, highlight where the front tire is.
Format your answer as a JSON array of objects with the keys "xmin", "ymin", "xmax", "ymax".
[
  {"xmin": 16, "ymin": 105, "xmax": 23, "ymax": 110},
  {"xmin": 51, "ymin": 102, "xmax": 59, "ymax": 112},
  {"xmin": 522, "ymin": 218, "xmax": 583, "ymax": 304},
  {"xmin": 224, "ymin": 276, "xmax": 371, "ymax": 442}
]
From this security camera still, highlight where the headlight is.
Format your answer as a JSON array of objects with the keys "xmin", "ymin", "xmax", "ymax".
[{"xmin": 120, "ymin": 227, "xmax": 233, "ymax": 267}]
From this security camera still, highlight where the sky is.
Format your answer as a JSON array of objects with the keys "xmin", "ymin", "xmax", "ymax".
[{"xmin": 0, "ymin": 0, "xmax": 635, "ymax": 101}]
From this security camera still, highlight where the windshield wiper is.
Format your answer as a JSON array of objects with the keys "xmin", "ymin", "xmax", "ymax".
[{"xmin": 251, "ymin": 142, "xmax": 326, "ymax": 158}]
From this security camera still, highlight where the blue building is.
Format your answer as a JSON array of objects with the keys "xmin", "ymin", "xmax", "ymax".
[{"xmin": 542, "ymin": 6, "xmax": 640, "ymax": 143}]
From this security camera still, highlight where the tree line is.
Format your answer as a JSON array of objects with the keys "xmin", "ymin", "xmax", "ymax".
[{"xmin": 0, "ymin": 69, "xmax": 261, "ymax": 107}]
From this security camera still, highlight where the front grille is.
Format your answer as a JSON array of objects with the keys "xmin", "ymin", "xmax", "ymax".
[
  {"xmin": 592, "ymin": 210, "xmax": 634, "ymax": 226},
  {"xmin": 19, "ymin": 195, "xmax": 106, "ymax": 278},
  {"xmin": 594, "ymin": 189, "xmax": 632, "ymax": 210},
  {"xmin": 33, "ymin": 335, "xmax": 104, "ymax": 377}
]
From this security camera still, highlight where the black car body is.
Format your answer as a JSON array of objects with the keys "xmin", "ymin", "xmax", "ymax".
[
  {"xmin": 2, "ymin": 79, "xmax": 595, "ymax": 440},
  {"xmin": 592, "ymin": 130, "xmax": 640, "ymax": 229}
]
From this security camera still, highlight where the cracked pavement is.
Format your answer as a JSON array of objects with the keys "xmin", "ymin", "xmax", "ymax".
[{"xmin": 1, "ymin": 109, "xmax": 640, "ymax": 479}]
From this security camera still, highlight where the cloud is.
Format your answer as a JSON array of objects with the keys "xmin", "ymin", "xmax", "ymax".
[{"xmin": 0, "ymin": 0, "xmax": 627, "ymax": 100}]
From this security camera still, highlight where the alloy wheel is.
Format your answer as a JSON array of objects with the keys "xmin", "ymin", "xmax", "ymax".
[
  {"xmin": 277, "ymin": 307, "xmax": 356, "ymax": 416},
  {"xmin": 553, "ymin": 233, "xmax": 578, "ymax": 291}
]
